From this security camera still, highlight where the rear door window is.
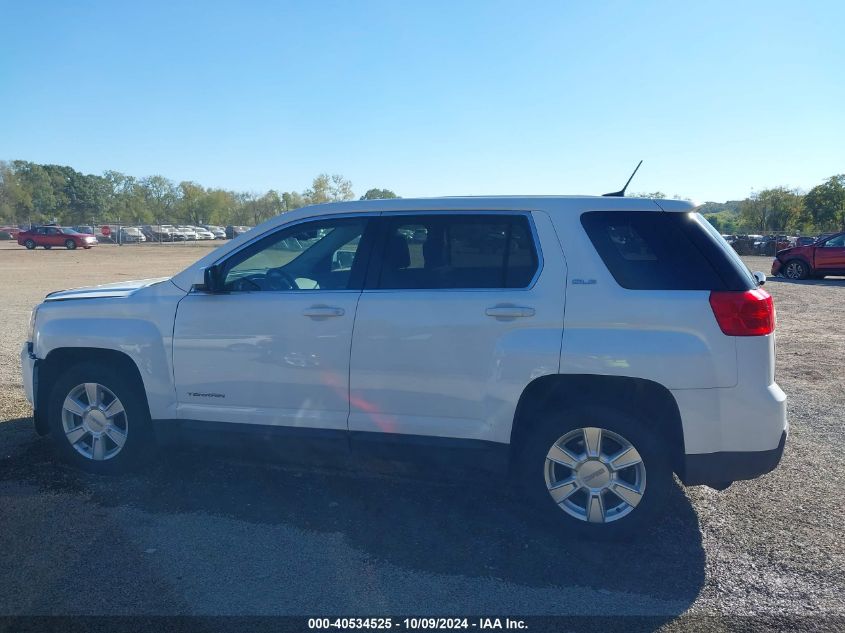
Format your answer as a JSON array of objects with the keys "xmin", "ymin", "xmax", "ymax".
[{"xmin": 373, "ymin": 214, "xmax": 538, "ymax": 290}]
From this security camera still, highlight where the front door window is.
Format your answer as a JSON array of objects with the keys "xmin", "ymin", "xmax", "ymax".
[{"xmin": 221, "ymin": 218, "xmax": 368, "ymax": 292}]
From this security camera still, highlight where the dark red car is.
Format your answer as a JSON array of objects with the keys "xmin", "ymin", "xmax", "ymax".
[
  {"xmin": 771, "ymin": 231, "xmax": 845, "ymax": 279},
  {"xmin": 17, "ymin": 226, "xmax": 99, "ymax": 250}
]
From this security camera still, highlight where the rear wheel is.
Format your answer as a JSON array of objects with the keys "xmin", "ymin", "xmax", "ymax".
[
  {"xmin": 65, "ymin": 239, "xmax": 76, "ymax": 250},
  {"xmin": 516, "ymin": 406, "xmax": 673, "ymax": 539},
  {"xmin": 24, "ymin": 239, "xmax": 35, "ymax": 249},
  {"xmin": 47, "ymin": 362, "xmax": 153, "ymax": 474},
  {"xmin": 783, "ymin": 259, "xmax": 809, "ymax": 280}
]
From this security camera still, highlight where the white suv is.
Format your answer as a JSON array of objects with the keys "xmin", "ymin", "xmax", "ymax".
[{"xmin": 21, "ymin": 196, "xmax": 787, "ymax": 536}]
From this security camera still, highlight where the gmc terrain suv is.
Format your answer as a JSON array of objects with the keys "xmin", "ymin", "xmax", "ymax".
[{"xmin": 21, "ymin": 197, "xmax": 787, "ymax": 536}]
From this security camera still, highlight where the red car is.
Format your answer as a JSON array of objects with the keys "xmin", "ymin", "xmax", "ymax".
[
  {"xmin": 771, "ymin": 231, "xmax": 845, "ymax": 279},
  {"xmin": 17, "ymin": 226, "xmax": 99, "ymax": 250}
]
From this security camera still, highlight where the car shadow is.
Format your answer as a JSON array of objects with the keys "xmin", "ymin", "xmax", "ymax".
[{"xmin": 0, "ymin": 417, "xmax": 706, "ymax": 623}]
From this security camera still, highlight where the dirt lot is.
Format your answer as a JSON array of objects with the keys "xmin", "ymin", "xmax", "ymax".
[{"xmin": 0, "ymin": 243, "xmax": 843, "ymax": 630}]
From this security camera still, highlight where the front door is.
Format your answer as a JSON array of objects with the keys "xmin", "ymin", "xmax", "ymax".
[
  {"xmin": 173, "ymin": 216, "xmax": 374, "ymax": 430},
  {"xmin": 815, "ymin": 234, "xmax": 845, "ymax": 271},
  {"xmin": 44, "ymin": 227, "xmax": 63, "ymax": 246}
]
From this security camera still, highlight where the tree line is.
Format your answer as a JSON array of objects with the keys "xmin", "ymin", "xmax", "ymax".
[
  {"xmin": 636, "ymin": 178, "xmax": 845, "ymax": 235},
  {"xmin": 1, "ymin": 159, "xmax": 843, "ymax": 235},
  {"xmin": 0, "ymin": 160, "xmax": 398, "ymax": 227},
  {"xmin": 699, "ymin": 178, "xmax": 844, "ymax": 235}
]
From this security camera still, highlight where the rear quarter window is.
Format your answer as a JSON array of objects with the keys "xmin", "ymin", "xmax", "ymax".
[{"xmin": 580, "ymin": 211, "xmax": 755, "ymax": 291}]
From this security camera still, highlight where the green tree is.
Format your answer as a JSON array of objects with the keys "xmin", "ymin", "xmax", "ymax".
[
  {"xmin": 739, "ymin": 188, "xmax": 803, "ymax": 233},
  {"xmin": 62, "ymin": 169, "xmax": 108, "ymax": 225},
  {"xmin": 703, "ymin": 212, "xmax": 739, "ymax": 234},
  {"xmin": 804, "ymin": 175, "xmax": 845, "ymax": 231},
  {"xmin": 360, "ymin": 188, "xmax": 399, "ymax": 200},
  {"xmin": 104, "ymin": 171, "xmax": 149, "ymax": 223},
  {"xmin": 250, "ymin": 190, "xmax": 283, "ymax": 225},
  {"xmin": 176, "ymin": 181, "xmax": 207, "ymax": 224},
  {"xmin": 281, "ymin": 191, "xmax": 305, "ymax": 211},
  {"xmin": 140, "ymin": 175, "xmax": 178, "ymax": 222},
  {"xmin": 0, "ymin": 161, "xmax": 31, "ymax": 222},
  {"xmin": 304, "ymin": 173, "xmax": 354, "ymax": 204}
]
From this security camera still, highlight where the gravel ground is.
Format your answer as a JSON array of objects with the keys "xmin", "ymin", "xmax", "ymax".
[{"xmin": 0, "ymin": 244, "xmax": 843, "ymax": 630}]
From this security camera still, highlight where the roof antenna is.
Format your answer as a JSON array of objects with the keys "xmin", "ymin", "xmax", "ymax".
[{"xmin": 602, "ymin": 160, "xmax": 643, "ymax": 197}]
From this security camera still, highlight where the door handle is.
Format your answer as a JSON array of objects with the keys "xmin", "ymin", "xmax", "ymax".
[
  {"xmin": 303, "ymin": 306, "xmax": 345, "ymax": 318},
  {"xmin": 485, "ymin": 305, "xmax": 535, "ymax": 319}
]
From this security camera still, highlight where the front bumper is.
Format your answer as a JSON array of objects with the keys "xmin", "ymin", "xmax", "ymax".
[
  {"xmin": 771, "ymin": 258, "xmax": 782, "ymax": 275},
  {"xmin": 20, "ymin": 342, "xmax": 36, "ymax": 405},
  {"xmin": 682, "ymin": 431, "xmax": 786, "ymax": 486}
]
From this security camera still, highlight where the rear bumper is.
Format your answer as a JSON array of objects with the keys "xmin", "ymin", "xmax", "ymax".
[
  {"xmin": 770, "ymin": 258, "xmax": 782, "ymax": 275},
  {"xmin": 682, "ymin": 431, "xmax": 786, "ymax": 486}
]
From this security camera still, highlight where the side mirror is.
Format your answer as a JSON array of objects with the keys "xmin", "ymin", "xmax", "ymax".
[
  {"xmin": 192, "ymin": 265, "xmax": 224, "ymax": 292},
  {"xmin": 752, "ymin": 271, "xmax": 766, "ymax": 286}
]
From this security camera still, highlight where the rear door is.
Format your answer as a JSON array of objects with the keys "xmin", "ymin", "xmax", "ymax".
[
  {"xmin": 814, "ymin": 234, "xmax": 845, "ymax": 270},
  {"xmin": 348, "ymin": 211, "xmax": 566, "ymax": 444}
]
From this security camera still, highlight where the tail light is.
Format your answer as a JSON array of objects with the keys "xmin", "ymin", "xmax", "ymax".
[{"xmin": 709, "ymin": 289, "xmax": 775, "ymax": 336}]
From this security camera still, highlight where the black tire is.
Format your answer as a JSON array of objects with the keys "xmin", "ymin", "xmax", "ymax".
[
  {"xmin": 24, "ymin": 239, "xmax": 35, "ymax": 250},
  {"xmin": 515, "ymin": 405, "xmax": 673, "ymax": 540},
  {"xmin": 47, "ymin": 362, "xmax": 153, "ymax": 474},
  {"xmin": 65, "ymin": 239, "xmax": 76, "ymax": 250},
  {"xmin": 783, "ymin": 259, "xmax": 809, "ymax": 280}
]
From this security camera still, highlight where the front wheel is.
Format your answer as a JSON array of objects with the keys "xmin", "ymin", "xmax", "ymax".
[
  {"xmin": 516, "ymin": 406, "xmax": 673, "ymax": 539},
  {"xmin": 24, "ymin": 239, "xmax": 35, "ymax": 249},
  {"xmin": 783, "ymin": 259, "xmax": 809, "ymax": 280},
  {"xmin": 65, "ymin": 239, "xmax": 77, "ymax": 250},
  {"xmin": 47, "ymin": 362, "xmax": 153, "ymax": 474}
]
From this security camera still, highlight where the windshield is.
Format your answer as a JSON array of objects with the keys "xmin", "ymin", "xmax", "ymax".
[{"xmin": 60, "ymin": 228, "xmax": 80, "ymax": 235}]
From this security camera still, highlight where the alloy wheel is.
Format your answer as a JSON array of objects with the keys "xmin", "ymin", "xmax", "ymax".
[
  {"xmin": 544, "ymin": 426, "xmax": 646, "ymax": 524},
  {"xmin": 784, "ymin": 261, "xmax": 805, "ymax": 279},
  {"xmin": 61, "ymin": 383, "xmax": 129, "ymax": 460}
]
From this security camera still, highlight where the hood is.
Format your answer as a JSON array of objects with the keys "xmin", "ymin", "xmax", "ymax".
[
  {"xmin": 44, "ymin": 277, "xmax": 170, "ymax": 301},
  {"xmin": 775, "ymin": 245, "xmax": 808, "ymax": 259}
]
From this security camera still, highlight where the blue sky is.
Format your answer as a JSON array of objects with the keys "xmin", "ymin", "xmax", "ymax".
[{"xmin": 1, "ymin": 0, "xmax": 842, "ymax": 202}]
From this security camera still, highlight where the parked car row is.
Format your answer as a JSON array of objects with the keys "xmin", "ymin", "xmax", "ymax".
[
  {"xmin": 83, "ymin": 224, "xmax": 251, "ymax": 243},
  {"xmin": 12, "ymin": 223, "xmax": 255, "ymax": 249},
  {"xmin": 138, "ymin": 224, "xmax": 247, "ymax": 241},
  {"xmin": 721, "ymin": 234, "xmax": 829, "ymax": 256}
]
